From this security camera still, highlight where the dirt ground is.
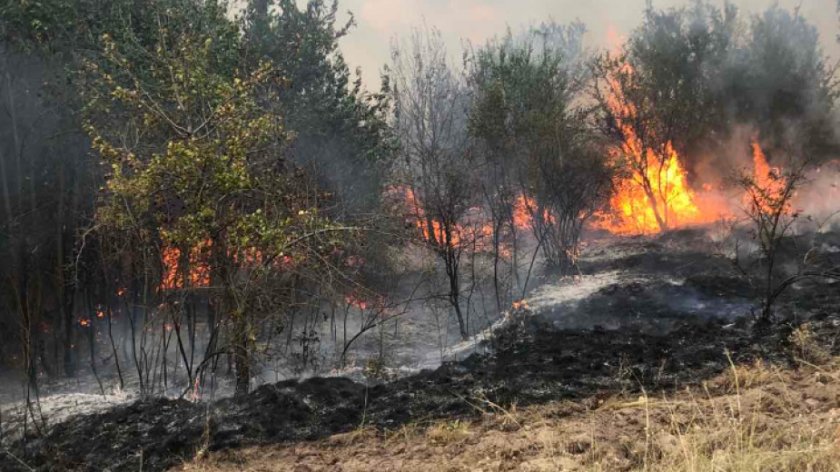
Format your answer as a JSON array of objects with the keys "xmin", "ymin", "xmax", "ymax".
[{"xmin": 178, "ymin": 350, "xmax": 840, "ymax": 472}]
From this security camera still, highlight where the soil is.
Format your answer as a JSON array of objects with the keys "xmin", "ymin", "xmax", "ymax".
[
  {"xmin": 1, "ymin": 230, "xmax": 838, "ymax": 472},
  {"xmin": 176, "ymin": 358, "xmax": 840, "ymax": 472}
]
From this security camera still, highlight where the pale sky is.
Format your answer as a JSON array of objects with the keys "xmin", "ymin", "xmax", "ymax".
[{"xmin": 329, "ymin": 0, "xmax": 839, "ymax": 87}]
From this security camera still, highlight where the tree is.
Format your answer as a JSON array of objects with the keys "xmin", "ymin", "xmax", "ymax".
[
  {"xmin": 390, "ymin": 28, "xmax": 475, "ymax": 340},
  {"xmin": 469, "ymin": 23, "xmax": 611, "ymax": 278},
  {"xmin": 241, "ymin": 0, "xmax": 394, "ymax": 215},
  {"xmin": 83, "ymin": 13, "xmax": 354, "ymax": 394},
  {"xmin": 732, "ymin": 5, "xmax": 838, "ymax": 159},
  {"xmin": 0, "ymin": 0, "xmax": 242, "ymax": 385},
  {"xmin": 0, "ymin": 46, "xmax": 94, "ymax": 390},
  {"xmin": 737, "ymin": 143, "xmax": 840, "ymax": 325},
  {"xmin": 591, "ymin": 3, "xmax": 739, "ymax": 232}
]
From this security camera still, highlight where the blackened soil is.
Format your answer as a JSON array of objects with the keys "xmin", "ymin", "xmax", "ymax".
[{"xmin": 3, "ymin": 313, "xmax": 839, "ymax": 472}]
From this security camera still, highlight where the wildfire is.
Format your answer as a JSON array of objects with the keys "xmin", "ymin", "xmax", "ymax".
[
  {"xmin": 160, "ymin": 240, "xmax": 211, "ymax": 290},
  {"xmin": 745, "ymin": 140, "xmax": 788, "ymax": 214},
  {"xmin": 513, "ymin": 194, "xmax": 554, "ymax": 229},
  {"xmin": 511, "ymin": 299, "xmax": 529, "ymax": 311},
  {"xmin": 593, "ymin": 59, "xmax": 727, "ymax": 235},
  {"xmin": 597, "ymin": 141, "xmax": 710, "ymax": 234},
  {"xmin": 398, "ymin": 186, "xmax": 542, "ymax": 252}
]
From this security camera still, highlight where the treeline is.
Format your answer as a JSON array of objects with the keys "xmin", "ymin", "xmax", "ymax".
[{"xmin": 0, "ymin": 0, "xmax": 836, "ymax": 399}]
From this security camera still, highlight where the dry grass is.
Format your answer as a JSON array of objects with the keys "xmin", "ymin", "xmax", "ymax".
[{"xmin": 177, "ymin": 356, "xmax": 840, "ymax": 472}]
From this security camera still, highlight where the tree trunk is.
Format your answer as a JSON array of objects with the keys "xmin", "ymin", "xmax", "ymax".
[{"xmin": 233, "ymin": 312, "xmax": 250, "ymax": 396}]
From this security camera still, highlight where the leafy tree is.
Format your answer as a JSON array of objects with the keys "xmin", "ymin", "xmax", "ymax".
[
  {"xmin": 83, "ymin": 12, "xmax": 354, "ymax": 394},
  {"xmin": 733, "ymin": 5, "xmax": 838, "ymax": 159},
  {"xmin": 241, "ymin": 0, "xmax": 394, "ymax": 214},
  {"xmin": 470, "ymin": 23, "xmax": 610, "ymax": 278},
  {"xmin": 0, "ymin": 0, "xmax": 242, "ymax": 383},
  {"xmin": 591, "ymin": 3, "xmax": 739, "ymax": 231}
]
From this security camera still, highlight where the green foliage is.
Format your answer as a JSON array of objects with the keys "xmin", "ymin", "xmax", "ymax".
[
  {"xmin": 84, "ymin": 23, "xmax": 343, "ymax": 273},
  {"xmin": 469, "ymin": 23, "xmax": 585, "ymax": 162},
  {"xmin": 469, "ymin": 23, "xmax": 611, "ymax": 271},
  {"xmin": 241, "ymin": 0, "xmax": 394, "ymax": 213},
  {"xmin": 624, "ymin": 1, "xmax": 738, "ymax": 156},
  {"xmin": 737, "ymin": 5, "xmax": 838, "ymax": 157}
]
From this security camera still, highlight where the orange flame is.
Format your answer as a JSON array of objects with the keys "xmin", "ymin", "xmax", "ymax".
[
  {"xmin": 511, "ymin": 299, "xmax": 529, "ymax": 310},
  {"xmin": 593, "ymin": 59, "xmax": 724, "ymax": 235},
  {"xmin": 398, "ymin": 186, "xmax": 540, "ymax": 254},
  {"xmin": 745, "ymin": 140, "xmax": 788, "ymax": 214},
  {"xmin": 160, "ymin": 240, "xmax": 211, "ymax": 290},
  {"xmin": 513, "ymin": 194, "xmax": 554, "ymax": 228}
]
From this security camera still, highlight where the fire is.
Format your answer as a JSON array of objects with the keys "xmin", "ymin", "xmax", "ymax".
[
  {"xmin": 398, "ymin": 186, "xmax": 541, "ymax": 253},
  {"xmin": 513, "ymin": 194, "xmax": 554, "ymax": 229},
  {"xmin": 745, "ymin": 140, "xmax": 788, "ymax": 214},
  {"xmin": 160, "ymin": 240, "xmax": 211, "ymax": 290},
  {"xmin": 401, "ymin": 186, "xmax": 493, "ymax": 249},
  {"xmin": 593, "ymin": 58, "xmax": 724, "ymax": 235},
  {"xmin": 345, "ymin": 293, "xmax": 368, "ymax": 310},
  {"xmin": 511, "ymin": 299, "xmax": 529, "ymax": 311},
  {"xmin": 597, "ymin": 141, "xmax": 709, "ymax": 234}
]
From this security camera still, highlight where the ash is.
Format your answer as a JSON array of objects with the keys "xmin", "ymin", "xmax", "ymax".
[{"xmin": 1, "ymin": 228, "xmax": 839, "ymax": 472}]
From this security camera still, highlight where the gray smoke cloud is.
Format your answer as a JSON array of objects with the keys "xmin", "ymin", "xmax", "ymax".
[{"xmin": 333, "ymin": 0, "xmax": 839, "ymax": 87}]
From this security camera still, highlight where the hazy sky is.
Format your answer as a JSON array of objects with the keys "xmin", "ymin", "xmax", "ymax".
[{"xmin": 329, "ymin": 0, "xmax": 839, "ymax": 87}]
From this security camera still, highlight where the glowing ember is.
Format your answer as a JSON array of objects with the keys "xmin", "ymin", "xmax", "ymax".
[
  {"xmin": 511, "ymin": 299, "xmax": 529, "ymax": 311},
  {"xmin": 78, "ymin": 318, "xmax": 91, "ymax": 328},
  {"xmin": 345, "ymin": 293, "xmax": 368, "ymax": 310},
  {"xmin": 160, "ymin": 240, "xmax": 211, "ymax": 290}
]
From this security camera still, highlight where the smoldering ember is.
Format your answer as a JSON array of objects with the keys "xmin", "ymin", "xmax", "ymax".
[{"xmin": 1, "ymin": 1, "xmax": 840, "ymax": 471}]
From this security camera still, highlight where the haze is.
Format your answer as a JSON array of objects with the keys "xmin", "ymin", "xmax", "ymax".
[{"xmin": 335, "ymin": 0, "xmax": 840, "ymax": 85}]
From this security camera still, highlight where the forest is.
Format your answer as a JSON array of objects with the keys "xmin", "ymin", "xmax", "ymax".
[{"xmin": 1, "ymin": 0, "xmax": 839, "ymax": 470}]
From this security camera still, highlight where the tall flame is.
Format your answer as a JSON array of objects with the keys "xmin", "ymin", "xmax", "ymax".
[
  {"xmin": 593, "ymin": 59, "xmax": 721, "ymax": 235},
  {"xmin": 745, "ymin": 140, "xmax": 788, "ymax": 215}
]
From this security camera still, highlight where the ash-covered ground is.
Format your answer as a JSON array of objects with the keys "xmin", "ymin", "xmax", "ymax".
[{"xmin": 1, "ymin": 227, "xmax": 839, "ymax": 472}]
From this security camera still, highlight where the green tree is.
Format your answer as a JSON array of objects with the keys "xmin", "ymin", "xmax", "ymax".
[
  {"xmin": 241, "ymin": 0, "xmax": 393, "ymax": 214},
  {"xmin": 469, "ymin": 23, "xmax": 610, "ymax": 279},
  {"xmin": 83, "ymin": 15, "xmax": 352, "ymax": 394}
]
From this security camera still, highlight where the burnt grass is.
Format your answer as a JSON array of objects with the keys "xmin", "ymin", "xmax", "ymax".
[{"xmin": 2, "ymin": 231, "xmax": 839, "ymax": 472}]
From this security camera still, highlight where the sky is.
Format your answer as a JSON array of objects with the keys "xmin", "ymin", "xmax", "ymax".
[{"xmin": 328, "ymin": 0, "xmax": 840, "ymax": 87}]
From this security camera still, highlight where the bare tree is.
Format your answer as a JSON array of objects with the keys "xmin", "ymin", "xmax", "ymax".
[
  {"xmin": 390, "ymin": 27, "xmax": 475, "ymax": 340},
  {"xmin": 737, "ymin": 144, "xmax": 840, "ymax": 324}
]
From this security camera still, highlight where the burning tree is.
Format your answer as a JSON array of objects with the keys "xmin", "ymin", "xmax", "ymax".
[
  {"xmin": 390, "ymin": 27, "xmax": 475, "ymax": 340},
  {"xmin": 83, "ymin": 19, "xmax": 355, "ymax": 394},
  {"xmin": 738, "ymin": 142, "xmax": 839, "ymax": 325},
  {"xmin": 591, "ymin": 3, "xmax": 838, "ymax": 236},
  {"xmin": 592, "ymin": 52, "xmax": 710, "ymax": 234}
]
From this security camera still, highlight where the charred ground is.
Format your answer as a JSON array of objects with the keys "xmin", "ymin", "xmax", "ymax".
[{"xmin": 2, "ymin": 229, "xmax": 838, "ymax": 472}]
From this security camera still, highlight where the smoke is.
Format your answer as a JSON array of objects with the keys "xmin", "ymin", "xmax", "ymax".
[{"xmin": 795, "ymin": 161, "xmax": 840, "ymax": 227}]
